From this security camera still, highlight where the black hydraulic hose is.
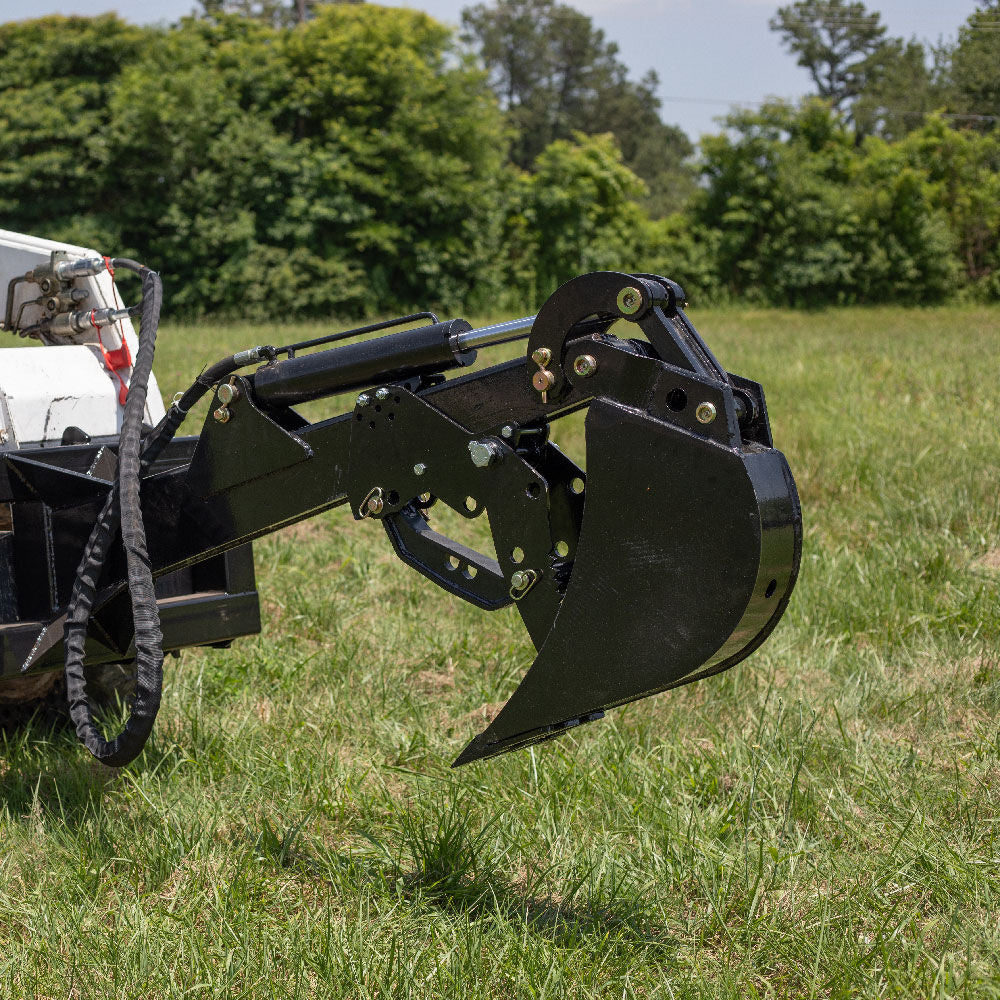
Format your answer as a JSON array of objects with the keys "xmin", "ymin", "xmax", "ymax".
[
  {"xmin": 63, "ymin": 258, "xmax": 165, "ymax": 766},
  {"xmin": 62, "ymin": 257, "xmax": 277, "ymax": 767},
  {"xmin": 140, "ymin": 345, "xmax": 275, "ymax": 466}
]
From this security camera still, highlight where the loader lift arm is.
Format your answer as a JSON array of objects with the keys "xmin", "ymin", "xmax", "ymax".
[{"xmin": 5, "ymin": 270, "xmax": 801, "ymax": 767}]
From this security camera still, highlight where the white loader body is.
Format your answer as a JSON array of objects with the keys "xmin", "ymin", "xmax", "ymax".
[{"xmin": 0, "ymin": 228, "xmax": 165, "ymax": 448}]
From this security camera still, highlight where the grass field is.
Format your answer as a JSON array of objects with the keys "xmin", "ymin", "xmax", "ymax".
[{"xmin": 1, "ymin": 305, "xmax": 999, "ymax": 998}]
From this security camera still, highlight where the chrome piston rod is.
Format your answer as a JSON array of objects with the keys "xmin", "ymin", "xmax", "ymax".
[{"xmin": 450, "ymin": 315, "xmax": 536, "ymax": 353}]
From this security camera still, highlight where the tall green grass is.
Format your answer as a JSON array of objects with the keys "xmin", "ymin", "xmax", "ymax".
[{"xmin": 0, "ymin": 306, "xmax": 998, "ymax": 997}]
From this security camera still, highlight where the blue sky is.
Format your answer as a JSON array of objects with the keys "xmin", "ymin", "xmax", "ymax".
[{"xmin": 3, "ymin": 0, "xmax": 980, "ymax": 140}]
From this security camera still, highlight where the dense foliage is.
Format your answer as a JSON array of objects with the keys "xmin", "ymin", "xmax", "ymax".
[
  {"xmin": 460, "ymin": 0, "xmax": 695, "ymax": 216},
  {"xmin": 0, "ymin": 2, "xmax": 998, "ymax": 315},
  {"xmin": 681, "ymin": 101, "xmax": 998, "ymax": 306},
  {"xmin": 0, "ymin": 8, "xmax": 509, "ymax": 315}
]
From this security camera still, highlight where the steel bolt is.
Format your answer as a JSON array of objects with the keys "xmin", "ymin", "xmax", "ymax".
[
  {"xmin": 509, "ymin": 568, "xmax": 539, "ymax": 598},
  {"xmin": 356, "ymin": 393, "xmax": 372, "ymax": 408},
  {"xmin": 532, "ymin": 369, "xmax": 556, "ymax": 393},
  {"xmin": 696, "ymin": 401, "xmax": 717, "ymax": 424},
  {"xmin": 217, "ymin": 382, "xmax": 238, "ymax": 406},
  {"xmin": 501, "ymin": 424, "xmax": 515, "ymax": 439},
  {"xmin": 413, "ymin": 462, "xmax": 427, "ymax": 476},
  {"xmin": 213, "ymin": 406, "xmax": 230, "ymax": 424},
  {"xmin": 573, "ymin": 354, "xmax": 598, "ymax": 378},
  {"xmin": 469, "ymin": 439, "xmax": 502, "ymax": 468},
  {"xmin": 531, "ymin": 347, "xmax": 552, "ymax": 367},
  {"xmin": 375, "ymin": 387, "xmax": 391, "ymax": 401},
  {"xmin": 366, "ymin": 494, "xmax": 384, "ymax": 516},
  {"xmin": 617, "ymin": 286, "xmax": 643, "ymax": 316}
]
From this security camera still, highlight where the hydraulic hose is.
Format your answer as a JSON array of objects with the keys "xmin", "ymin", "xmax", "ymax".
[
  {"xmin": 62, "ymin": 255, "xmax": 276, "ymax": 766},
  {"xmin": 141, "ymin": 344, "xmax": 275, "ymax": 466},
  {"xmin": 63, "ymin": 259, "xmax": 165, "ymax": 766}
]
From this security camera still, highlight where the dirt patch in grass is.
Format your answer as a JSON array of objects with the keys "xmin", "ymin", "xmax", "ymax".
[
  {"xmin": 415, "ymin": 668, "xmax": 455, "ymax": 693},
  {"xmin": 974, "ymin": 549, "xmax": 1000, "ymax": 571},
  {"xmin": 460, "ymin": 701, "xmax": 506, "ymax": 729}
]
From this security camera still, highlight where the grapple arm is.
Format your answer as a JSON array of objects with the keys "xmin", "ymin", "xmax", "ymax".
[{"xmin": 7, "ymin": 271, "xmax": 801, "ymax": 767}]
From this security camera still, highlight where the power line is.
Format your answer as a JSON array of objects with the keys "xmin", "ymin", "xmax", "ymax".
[
  {"xmin": 775, "ymin": 15, "xmax": 1000, "ymax": 31},
  {"xmin": 657, "ymin": 94, "xmax": 1000, "ymax": 124}
]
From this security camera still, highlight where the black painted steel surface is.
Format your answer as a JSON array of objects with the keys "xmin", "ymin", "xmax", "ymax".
[{"xmin": 1, "ymin": 270, "xmax": 802, "ymax": 768}]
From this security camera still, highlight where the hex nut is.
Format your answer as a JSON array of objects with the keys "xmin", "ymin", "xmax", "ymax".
[
  {"xmin": 213, "ymin": 406, "xmax": 230, "ymax": 423},
  {"xmin": 366, "ymin": 494, "xmax": 384, "ymax": 515},
  {"xmin": 695, "ymin": 401, "xmax": 717, "ymax": 424},
  {"xmin": 413, "ymin": 462, "xmax": 427, "ymax": 476},
  {"xmin": 468, "ymin": 439, "xmax": 502, "ymax": 468},
  {"xmin": 573, "ymin": 354, "xmax": 597, "ymax": 378},
  {"xmin": 531, "ymin": 347, "xmax": 552, "ymax": 367},
  {"xmin": 374, "ymin": 387, "xmax": 391, "ymax": 401},
  {"xmin": 356, "ymin": 393, "xmax": 372, "ymax": 408}
]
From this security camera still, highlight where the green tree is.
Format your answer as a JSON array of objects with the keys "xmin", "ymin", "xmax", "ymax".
[
  {"xmin": 276, "ymin": 5, "xmax": 507, "ymax": 312},
  {"xmin": 461, "ymin": 0, "xmax": 694, "ymax": 214},
  {"xmin": 878, "ymin": 117, "xmax": 1000, "ymax": 293},
  {"xmin": 695, "ymin": 101, "xmax": 858, "ymax": 304},
  {"xmin": 107, "ymin": 7, "xmax": 509, "ymax": 316},
  {"xmin": 946, "ymin": 2, "xmax": 1000, "ymax": 128},
  {"xmin": 0, "ymin": 15, "xmax": 149, "ymax": 249},
  {"xmin": 105, "ymin": 15, "xmax": 341, "ymax": 315},
  {"xmin": 851, "ymin": 143, "xmax": 957, "ymax": 301},
  {"xmin": 0, "ymin": 7, "xmax": 511, "ymax": 318},
  {"xmin": 852, "ymin": 38, "xmax": 938, "ymax": 140},
  {"xmin": 694, "ymin": 100, "xmax": 958, "ymax": 305},
  {"xmin": 196, "ymin": 0, "xmax": 361, "ymax": 28},
  {"xmin": 509, "ymin": 132, "xmax": 647, "ymax": 299},
  {"xmin": 769, "ymin": 0, "xmax": 890, "ymax": 113},
  {"xmin": 634, "ymin": 213, "xmax": 724, "ymax": 307}
]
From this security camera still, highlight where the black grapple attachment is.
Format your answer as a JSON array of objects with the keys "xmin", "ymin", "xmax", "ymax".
[{"xmin": 3, "ymin": 270, "xmax": 800, "ymax": 768}]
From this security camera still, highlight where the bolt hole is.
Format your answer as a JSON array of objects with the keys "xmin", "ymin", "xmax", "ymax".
[
  {"xmin": 394, "ymin": 395, "xmax": 401, "ymax": 403},
  {"xmin": 666, "ymin": 388, "xmax": 687, "ymax": 412},
  {"xmin": 511, "ymin": 546, "xmax": 525, "ymax": 564},
  {"xmin": 368, "ymin": 420, "xmax": 376, "ymax": 430},
  {"xmin": 554, "ymin": 540, "xmax": 570, "ymax": 558},
  {"xmin": 765, "ymin": 578, "xmax": 777, "ymax": 598},
  {"xmin": 447, "ymin": 555, "xmax": 460, "ymax": 570},
  {"xmin": 465, "ymin": 496, "xmax": 478, "ymax": 512},
  {"xmin": 375, "ymin": 404, "xmax": 382, "ymax": 413},
  {"xmin": 387, "ymin": 490, "xmax": 400, "ymax": 506},
  {"xmin": 462, "ymin": 565, "xmax": 478, "ymax": 580},
  {"xmin": 355, "ymin": 413, "xmax": 362, "ymax": 421},
  {"xmin": 388, "ymin": 412, "xmax": 395, "ymax": 421},
  {"xmin": 570, "ymin": 477, "xmax": 585, "ymax": 495},
  {"xmin": 525, "ymin": 482, "xmax": 541, "ymax": 499}
]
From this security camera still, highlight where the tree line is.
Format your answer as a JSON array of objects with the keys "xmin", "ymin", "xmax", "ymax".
[{"xmin": 0, "ymin": 0, "xmax": 997, "ymax": 317}]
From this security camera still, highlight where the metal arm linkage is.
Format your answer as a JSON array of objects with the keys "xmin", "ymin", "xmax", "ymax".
[{"xmin": 4, "ymin": 271, "xmax": 801, "ymax": 766}]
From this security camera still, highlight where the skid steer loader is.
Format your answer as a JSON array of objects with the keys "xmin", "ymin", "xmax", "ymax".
[{"xmin": 0, "ymin": 229, "xmax": 801, "ymax": 768}]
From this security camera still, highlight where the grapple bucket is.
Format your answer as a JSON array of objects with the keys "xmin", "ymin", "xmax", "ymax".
[
  {"xmin": 451, "ymin": 273, "xmax": 802, "ymax": 765},
  {"xmin": 454, "ymin": 400, "xmax": 800, "ymax": 765}
]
